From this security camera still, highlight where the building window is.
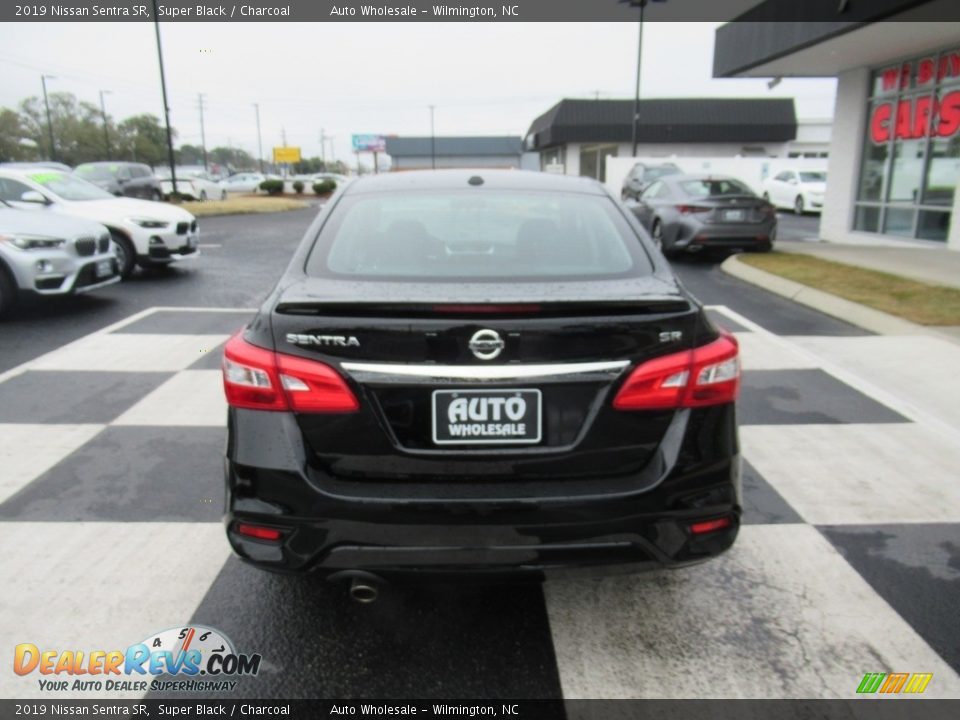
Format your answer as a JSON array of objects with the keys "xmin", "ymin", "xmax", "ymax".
[
  {"xmin": 854, "ymin": 46, "xmax": 960, "ymax": 241},
  {"xmin": 578, "ymin": 144, "xmax": 618, "ymax": 182}
]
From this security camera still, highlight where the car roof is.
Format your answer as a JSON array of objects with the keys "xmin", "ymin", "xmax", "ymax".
[
  {"xmin": 0, "ymin": 167, "xmax": 68, "ymax": 179},
  {"xmin": 664, "ymin": 173, "xmax": 745, "ymax": 183},
  {"xmin": 343, "ymin": 169, "xmax": 607, "ymax": 196}
]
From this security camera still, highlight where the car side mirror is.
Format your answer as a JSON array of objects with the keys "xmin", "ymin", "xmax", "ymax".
[{"xmin": 20, "ymin": 190, "xmax": 49, "ymax": 204}]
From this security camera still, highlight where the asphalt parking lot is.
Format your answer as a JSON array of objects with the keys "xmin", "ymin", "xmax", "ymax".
[{"xmin": 1, "ymin": 209, "xmax": 958, "ymax": 699}]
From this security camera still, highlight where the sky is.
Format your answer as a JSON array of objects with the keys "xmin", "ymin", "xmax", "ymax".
[{"xmin": 0, "ymin": 22, "xmax": 837, "ymax": 164}]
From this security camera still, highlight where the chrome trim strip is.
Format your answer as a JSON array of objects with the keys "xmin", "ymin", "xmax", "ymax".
[{"xmin": 341, "ymin": 360, "xmax": 630, "ymax": 383}]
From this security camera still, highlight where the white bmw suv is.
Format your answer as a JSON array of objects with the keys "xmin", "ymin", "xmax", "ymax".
[{"xmin": 0, "ymin": 168, "xmax": 199, "ymax": 279}]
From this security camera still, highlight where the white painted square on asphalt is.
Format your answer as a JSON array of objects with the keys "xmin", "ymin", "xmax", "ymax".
[
  {"xmin": 544, "ymin": 525, "xmax": 960, "ymax": 698},
  {"xmin": 734, "ymin": 332, "xmax": 818, "ymax": 371},
  {"xmin": 741, "ymin": 424, "xmax": 960, "ymax": 525},
  {"xmin": 112, "ymin": 370, "xmax": 227, "ymax": 427},
  {"xmin": 789, "ymin": 335, "xmax": 960, "ymax": 430},
  {"xmin": 0, "ymin": 424, "xmax": 104, "ymax": 504},
  {"xmin": 28, "ymin": 334, "xmax": 229, "ymax": 373},
  {"xmin": 0, "ymin": 522, "xmax": 231, "ymax": 699}
]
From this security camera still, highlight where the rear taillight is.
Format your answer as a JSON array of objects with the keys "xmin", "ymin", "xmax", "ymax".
[
  {"xmin": 222, "ymin": 333, "xmax": 359, "ymax": 413},
  {"xmin": 235, "ymin": 523, "xmax": 283, "ymax": 541},
  {"xmin": 675, "ymin": 204, "xmax": 712, "ymax": 214},
  {"xmin": 689, "ymin": 517, "xmax": 733, "ymax": 535},
  {"xmin": 613, "ymin": 332, "xmax": 740, "ymax": 410}
]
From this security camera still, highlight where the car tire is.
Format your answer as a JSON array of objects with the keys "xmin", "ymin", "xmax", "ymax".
[
  {"xmin": 651, "ymin": 220, "xmax": 664, "ymax": 251},
  {"xmin": 762, "ymin": 192, "xmax": 770, "ymax": 203},
  {"xmin": 110, "ymin": 230, "xmax": 136, "ymax": 280},
  {"xmin": 200, "ymin": 191, "xmax": 208, "ymax": 202},
  {"xmin": 151, "ymin": 189, "xmax": 162, "ymax": 202},
  {"xmin": 0, "ymin": 265, "xmax": 16, "ymax": 318},
  {"xmin": 220, "ymin": 190, "xmax": 227, "ymax": 201},
  {"xmin": 794, "ymin": 195, "xmax": 805, "ymax": 215}
]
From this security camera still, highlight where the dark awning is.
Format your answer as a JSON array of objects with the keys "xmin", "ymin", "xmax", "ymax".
[{"xmin": 525, "ymin": 98, "xmax": 797, "ymax": 149}]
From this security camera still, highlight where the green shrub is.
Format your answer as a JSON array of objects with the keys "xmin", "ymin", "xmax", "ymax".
[
  {"xmin": 312, "ymin": 179, "xmax": 336, "ymax": 195},
  {"xmin": 259, "ymin": 179, "xmax": 284, "ymax": 196},
  {"xmin": 292, "ymin": 180, "xmax": 304, "ymax": 194}
]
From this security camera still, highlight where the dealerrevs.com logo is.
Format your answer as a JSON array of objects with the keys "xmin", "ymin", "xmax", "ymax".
[{"xmin": 13, "ymin": 625, "xmax": 261, "ymax": 693}]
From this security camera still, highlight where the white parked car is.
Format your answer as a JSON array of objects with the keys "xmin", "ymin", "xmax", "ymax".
[
  {"xmin": 0, "ymin": 201, "xmax": 119, "ymax": 316},
  {"xmin": 762, "ymin": 169, "xmax": 827, "ymax": 215},
  {"xmin": 157, "ymin": 167, "xmax": 227, "ymax": 202},
  {"xmin": 0, "ymin": 168, "xmax": 199, "ymax": 279},
  {"xmin": 219, "ymin": 172, "xmax": 267, "ymax": 194}
]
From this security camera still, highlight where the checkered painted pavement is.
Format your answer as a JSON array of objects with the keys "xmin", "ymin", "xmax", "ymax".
[{"xmin": 1, "ymin": 305, "xmax": 959, "ymax": 699}]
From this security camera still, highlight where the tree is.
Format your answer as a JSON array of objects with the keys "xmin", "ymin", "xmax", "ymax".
[
  {"xmin": 0, "ymin": 108, "xmax": 35, "ymax": 162},
  {"xmin": 176, "ymin": 144, "xmax": 205, "ymax": 166},
  {"xmin": 209, "ymin": 146, "xmax": 255, "ymax": 170},
  {"xmin": 116, "ymin": 114, "xmax": 175, "ymax": 168},
  {"xmin": 19, "ymin": 92, "xmax": 116, "ymax": 165}
]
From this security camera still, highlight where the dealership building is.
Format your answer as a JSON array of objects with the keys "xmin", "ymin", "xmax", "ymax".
[
  {"xmin": 714, "ymin": 1, "xmax": 960, "ymax": 249},
  {"xmin": 524, "ymin": 97, "xmax": 802, "ymax": 181}
]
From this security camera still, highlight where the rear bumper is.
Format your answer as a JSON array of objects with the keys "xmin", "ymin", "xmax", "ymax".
[
  {"xmin": 224, "ymin": 405, "xmax": 741, "ymax": 579},
  {"xmin": 671, "ymin": 219, "xmax": 776, "ymax": 253}
]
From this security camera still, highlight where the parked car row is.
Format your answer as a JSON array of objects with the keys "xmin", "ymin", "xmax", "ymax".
[
  {"xmin": 0, "ymin": 161, "xmax": 304, "ymax": 203},
  {"xmin": 0, "ymin": 166, "xmax": 200, "ymax": 316}
]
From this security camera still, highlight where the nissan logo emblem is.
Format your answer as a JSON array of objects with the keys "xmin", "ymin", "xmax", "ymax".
[{"xmin": 468, "ymin": 329, "xmax": 505, "ymax": 361}]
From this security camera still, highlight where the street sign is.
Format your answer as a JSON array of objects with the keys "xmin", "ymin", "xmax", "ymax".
[
  {"xmin": 273, "ymin": 146, "xmax": 301, "ymax": 163},
  {"xmin": 352, "ymin": 134, "xmax": 386, "ymax": 153}
]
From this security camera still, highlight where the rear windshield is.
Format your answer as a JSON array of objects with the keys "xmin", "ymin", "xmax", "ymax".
[
  {"xmin": 646, "ymin": 166, "xmax": 680, "ymax": 181},
  {"xmin": 75, "ymin": 165, "xmax": 115, "ymax": 180},
  {"xmin": 306, "ymin": 190, "xmax": 652, "ymax": 281},
  {"xmin": 680, "ymin": 179, "xmax": 753, "ymax": 198}
]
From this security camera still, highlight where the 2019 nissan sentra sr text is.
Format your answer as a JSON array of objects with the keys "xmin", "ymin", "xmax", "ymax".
[{"xmin": 222, "ymin": 170, "xmax": 742, "ymax": 580}]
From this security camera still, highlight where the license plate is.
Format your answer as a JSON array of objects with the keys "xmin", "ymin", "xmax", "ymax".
[
  {"xmin": 432, "ymin": 389, "xmax": 542, "ymax": 445},
  {"xmin": 95, "ymin": 259, "xmax": 113, "ymax": 279},
  {"xmin": 723, "ymin": 209, "xmax": 745, "ymax": 221}
]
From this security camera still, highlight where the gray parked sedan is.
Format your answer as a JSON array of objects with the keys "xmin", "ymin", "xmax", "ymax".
[
  {"xmin": 0, "ymin": 201, "xmax": 119, "ymax": 316},
  {"xmin": 630, "ymin": 174, "xmax": 777, "ymax": 257}
]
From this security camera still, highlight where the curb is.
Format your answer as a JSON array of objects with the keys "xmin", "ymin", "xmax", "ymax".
[{"xmin": 720, "ymin": 253, "xmax": 959, "ymax": 343}]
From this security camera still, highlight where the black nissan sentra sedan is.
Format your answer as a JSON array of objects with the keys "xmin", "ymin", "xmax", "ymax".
[{"xmin": 222, "ymin": 170, "xmax": 741, "ymax": 597}]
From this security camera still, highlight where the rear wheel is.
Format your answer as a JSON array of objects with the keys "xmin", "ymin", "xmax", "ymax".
[
  {"xmin": 0, "ymin": 266, "xmax": 16, "ymax": 318},
  {"xmin": 110, "ymin": 230, "xmax": 136, "ymax": 280},
  {"xmin": 652, "ymin": 219, "xmax": 669, "ymax": 255},
  {"xmin": 220, "ymin": 189, "xmax": 227, "ymax": 201},
  {"xmin": 200, "ymin": 190, "xmax": 208, "ymax": 202},
  {"xmin": 794, "ymin": 195, "xmax": 805, "ymax": 215},
  {"xmin": 151, "ymin": 189, "xmax": 162, "ymax": 202}
]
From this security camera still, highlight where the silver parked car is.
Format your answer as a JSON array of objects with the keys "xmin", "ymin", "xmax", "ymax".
[
  {"xmin": 0, "ymin": 200, "xmax": 119, "ymax": 316},
  {"xmin": 631, "ymin": 174, "xmax": 777, "ymax": 257}
]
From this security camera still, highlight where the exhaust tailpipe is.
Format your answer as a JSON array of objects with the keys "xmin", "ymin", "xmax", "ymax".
[{"xmin": 349, "ymin": 577, "xmax": 379, "ymax": 604}]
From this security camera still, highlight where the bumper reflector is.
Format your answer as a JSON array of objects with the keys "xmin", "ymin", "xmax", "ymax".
[
  {"xmin": 689, "ymin": 517, "xmax": 732, "ymax": 535},
  {"xmin": 236, "ymin": 523, "xmax": 283, "ymax": 541}
]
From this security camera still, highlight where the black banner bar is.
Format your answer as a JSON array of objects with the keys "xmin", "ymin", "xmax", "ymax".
[
  {"xmin": 3, "ymin": 0, "xmax": 960, "ymax": 23},
  {"xmin": 3, "ymin": 700, "xmax": 960, "ymax": 720}
]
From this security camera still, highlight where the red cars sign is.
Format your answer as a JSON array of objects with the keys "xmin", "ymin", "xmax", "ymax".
[{"xmin": 869, "ymin": 49, "xmax": 960, "ymax": 144}]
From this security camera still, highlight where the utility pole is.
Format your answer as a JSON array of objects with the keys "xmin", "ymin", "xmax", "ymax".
[
  {"xmin": 99, "ymin": 90, "xmax": 112, "ymax": 159},
  {"xmin": 320, "ymin": 128, "xmax": 330, "ymax": 168},
  {"xmin": 253, "ymin": 103, "xmax": 264, "ymax": 173},
  {"xmin": 41, "ymin": 74, "xmax": 56, "ymax": 162},
  {"xmin": 197, "ymin": 93, "xmax": 208, "ymax": 171},
  {"xmin": 622, "ymin": 0, "xmax": 668, "ymax": 157},
  {"xmin": 151, "ymin": 0, "xmax": 178, "ymax": 196},
  {"xmin": 429, "ymin": 104, "xmax": 436, "ymax": 170}
]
